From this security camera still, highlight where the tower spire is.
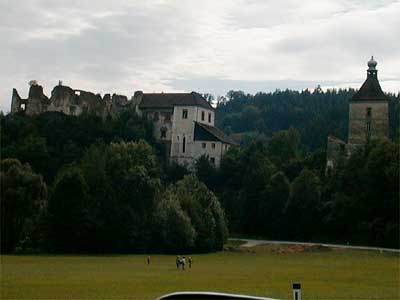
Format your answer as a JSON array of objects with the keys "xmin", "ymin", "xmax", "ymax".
[{"xmin": 367, "ymin": 56, "xmax": 378, "ymax": 78}]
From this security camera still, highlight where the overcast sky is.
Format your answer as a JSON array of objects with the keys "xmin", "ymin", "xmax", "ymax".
[{"xmin": 1, "ymin": 0, "xmax": 399, "ymax": 112}]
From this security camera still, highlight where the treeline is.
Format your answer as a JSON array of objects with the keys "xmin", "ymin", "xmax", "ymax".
[
  {"xmin": 216, "ymin": 89, "xmax": 399, "ymax": 150},
  {"xmin": 1, "ymin": 87, "xmax": 399, "ymax": 253},
  {"xmin": 1, "ymin": 111, "xmax": 227, "ymax": 254},
  {"xmin": 196, "ymin": 128, "xmax": 399, "ymax": 248}
]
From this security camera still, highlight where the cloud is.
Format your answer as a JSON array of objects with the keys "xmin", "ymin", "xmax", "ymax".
[{"xmin": 0, "ymin": 0, "xmax": 399, "ymax": 112}]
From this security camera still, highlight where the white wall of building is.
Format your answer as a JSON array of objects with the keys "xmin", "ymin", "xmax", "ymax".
[
  {"xmin": 195, "ymin": 108, "xmax": 215, "ymax": 126},
  {"xmin": 170, "ymin": 106, "xmax": 196, "ymax": 164}
]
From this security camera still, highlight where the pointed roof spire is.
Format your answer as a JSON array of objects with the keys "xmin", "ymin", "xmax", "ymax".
[{"xmin": 351, "ymin": 56, "xmax": 386, "ymax": 102}]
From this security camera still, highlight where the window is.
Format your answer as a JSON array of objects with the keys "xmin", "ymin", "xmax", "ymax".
[
  {"xmin": 212, "ymin": 143, "xmax": 215, "ymax": 149},
  {"xmin": 154, "ymin": 112, "xmax": 159, "ymax": 121},
  {"xmin": 164, "ymin": 112, "xmax": 171, "ymax": 122},
  {"xmin": 366, "ymin": 121, "xmax": 371, "ymax": 141},
  {"xmin": 160, "ymin": 127, "xmax": 167, "ymax": 138},
  {"xmin": 182, "ymin": 137, "xmax": 186, "ymax": 153},
  {"xmin": 210, "ymin": 157, "xmax": 215, "ymax": 165},
  {"xmin": 366, "ymin": 108, "xmax": 372, "ymax": 141},
  {"xmin": 202, "ymin": 143, "xmax": 206, "ymax": 149},
  {"xmin": 201, "ymin": 111, "xmax": 205, "ymax": 121},
  {"xmin": 366, "ymin": 107, "xmax": 372, "ymax": 117},
  {"xmin": 208, "ymin": 113, "xmax": 211, "ymax": 123},
  {"xmin": 182, "ymin": 109, "xmax": 188, "ymax": 119}
]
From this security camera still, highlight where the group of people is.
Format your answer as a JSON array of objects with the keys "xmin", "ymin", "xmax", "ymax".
[
  {"xmin": 176, "ymin": 256, "xmax": 192, "ymax": 270},
  {"xmin": 145, "ymin": 255, "xmax": 193, "ymax": 270}
]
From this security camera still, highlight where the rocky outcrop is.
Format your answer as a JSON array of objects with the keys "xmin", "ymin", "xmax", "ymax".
[{"xmin": 11, "ymin": 83, "xmax": 132, "ymax": 118}]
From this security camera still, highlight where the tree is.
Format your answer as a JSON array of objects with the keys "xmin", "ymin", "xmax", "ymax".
[
  {"xmin": 195, "ymin": 154, "xmax": 218, "ymax": 190},
  {"xmin": 153, "ymin": 194, "xmax": 195, "ymax": 252},
  {"xmin": 47, "ymin": 165, "xmax": 92, "ymax": 252},
  {"xmin": 172, "ymin": 175, "xmax": 228, "ymax": 251},
  {"xmin": 267, "ymin": 127, "xmax": 301, "ymax": 167},
  {"xmin": 1, "ymin": 159, "xmax": 47, "ymax": 253},
  {"xmin": 285, "ymin": 169, "xmax": 321, "ymax": 240},
  {"xmin": 259, "ymin": 171, "xmax": 290, "ymax": 238}
]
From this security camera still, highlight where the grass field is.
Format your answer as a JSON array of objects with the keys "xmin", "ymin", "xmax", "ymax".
[{"xmin": 1, "ymin": 244, "xmax": 399, "ymax": 300}]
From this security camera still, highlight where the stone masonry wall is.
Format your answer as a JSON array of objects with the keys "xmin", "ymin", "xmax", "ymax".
[
  {"xmin": 11, "ymin": 83, "xmax": 130, "ymax": 119},
  {"xmin": 348, "ymin": 101, "xmax": 389, "ymax": 145}
]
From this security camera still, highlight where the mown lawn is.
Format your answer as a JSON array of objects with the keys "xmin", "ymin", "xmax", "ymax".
[{"xmin": 1, "ymin": 246, "xmax": 399, "ymax": 300}]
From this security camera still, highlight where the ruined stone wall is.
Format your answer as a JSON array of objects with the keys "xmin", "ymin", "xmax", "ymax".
[
  {"xmin": 11, "ymin": 84, "xmax": 131, "ymax": 119},
  {"xmin": 326, "ymin": 135, "xmax": 348, "ymax": 172}
]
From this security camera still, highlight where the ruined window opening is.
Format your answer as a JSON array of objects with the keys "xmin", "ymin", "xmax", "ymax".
[
  {"xmin": 201, "ymin": 111, "xmax": 205, "ymax": 121},
  {"xmin": 202, "ymin": 143, "xmax": 206, "ymax": 149},
  {"xmin": 154, "ymin": 112, "xmax": 159, "ymax": 121},
  {"xmin": 75, "ymin": 90, "xmax": 81, "ymax": 96},
  {"xmin": 212, "ymin": 143, "xmax": 216, "ymax": 149},
  {"xmin": 20, "ymin": 103, "xmax": 26, "ymax": 111},
  {"xmin": 164, "ymin": 112, "xmax": 171, "ymax": 122},
  {"xmin": 182, "ymin": 137, "xmax": 186, "ymax": 153},
  {"xmin": 70, "ymin": 106, "xmax": 76, "ymax": 115},
  {"xmin": 182, "ymin": 109, "xmax": 188, "ymax": 119},
  {"xmin": 366, "ymin": 107, "xmax": 372, "ymax": 141},
  {"xmin": 160, "ymin": 127, "xmax": 167, "ymax": 138},
  {"xmin": 208, "ymin": 113, "xmax": 211, "ymax": 123}
]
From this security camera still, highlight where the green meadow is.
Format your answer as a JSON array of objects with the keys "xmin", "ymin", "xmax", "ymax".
[{"xmin": 1, "ymin": 245, "xmax": 399, "ymax": 300}]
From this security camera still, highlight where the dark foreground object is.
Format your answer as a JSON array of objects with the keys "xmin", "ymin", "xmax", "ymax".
[{"xmin": 158, "ymin": 291, "xmax": 280, "ymax": 300}]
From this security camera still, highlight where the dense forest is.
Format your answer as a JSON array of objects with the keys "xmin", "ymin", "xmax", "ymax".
[
  {"xmin": 1, "ymin": 88, "xmax": 399, "ymax": 253},
  {"xmin": 215, "ymin": 89, "xmax": 399, "ymax": 150},
  {"xmin": 1, "ymin": 111, "xmax": 227, "ymax": 253}
]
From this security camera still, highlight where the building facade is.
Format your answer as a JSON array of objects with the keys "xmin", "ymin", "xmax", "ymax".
[
  {"xmin": 133, "ymin": 91, "xmax": 236, "ymax": 168},
  {"xmin": 326, "ymin": 57, "xmax": 389, "ymax": 170}
]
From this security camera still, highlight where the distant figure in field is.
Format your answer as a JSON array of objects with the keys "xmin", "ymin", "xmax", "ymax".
[
  {"xmin": 176, "ymin": 256, "xmax": 180, "ymax": 269},
  {"xmin": 181, "ymin": 256, "xmax": 186, "ymax": 270},
  {"xmin": 188, "ymin": 256, "xmax": 192, "ymax": 268},
  {"xmin": 147, "ymin": 256, "xmax": 151, "ymax": 265}
]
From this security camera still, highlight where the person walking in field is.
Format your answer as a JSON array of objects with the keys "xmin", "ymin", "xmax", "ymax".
[
  {"xmin": 188, "ymin": 256, "xmax": 192, "ymax": 268},
  {"xmin": 176, "ymin": 256, "xmax": 180, "ymax": 269},
  {"xmin": 181, "ymin": 256, "xmax": 186, "ymax": 270}
]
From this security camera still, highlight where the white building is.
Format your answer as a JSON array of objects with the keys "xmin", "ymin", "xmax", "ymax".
[{"xmin": 133, "ymin": 91, "xmax": 236, "ymax": 168}]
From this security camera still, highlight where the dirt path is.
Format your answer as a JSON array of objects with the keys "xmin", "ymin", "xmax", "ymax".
[{"xmin": 229, "ymin": 238, "xmax": 400, "ymax": 253}]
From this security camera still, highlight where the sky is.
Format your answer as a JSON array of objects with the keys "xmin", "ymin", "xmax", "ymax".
[{"xmin": 1, "ymin": 0, "xmax": 399, "ymax": 112}]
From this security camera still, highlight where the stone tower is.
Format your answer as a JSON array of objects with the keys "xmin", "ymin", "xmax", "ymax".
[{"xmin": 348, "ymin": 56, "xmax": 389, "ymax": 149}]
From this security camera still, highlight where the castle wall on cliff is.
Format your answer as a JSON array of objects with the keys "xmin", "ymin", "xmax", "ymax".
[{"xmin": 11, "ymin": 82, "xmax": 132, "ymax": 118}]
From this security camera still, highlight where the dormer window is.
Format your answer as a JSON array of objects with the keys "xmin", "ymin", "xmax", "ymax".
[{"xmin": 182, "ymin": 109, "xmax": 188, "ymax": 119}]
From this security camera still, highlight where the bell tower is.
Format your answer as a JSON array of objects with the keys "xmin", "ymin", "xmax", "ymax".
[{"xmin": 348, "ymin": 56, "xmax": 389, "ymax": 148}]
